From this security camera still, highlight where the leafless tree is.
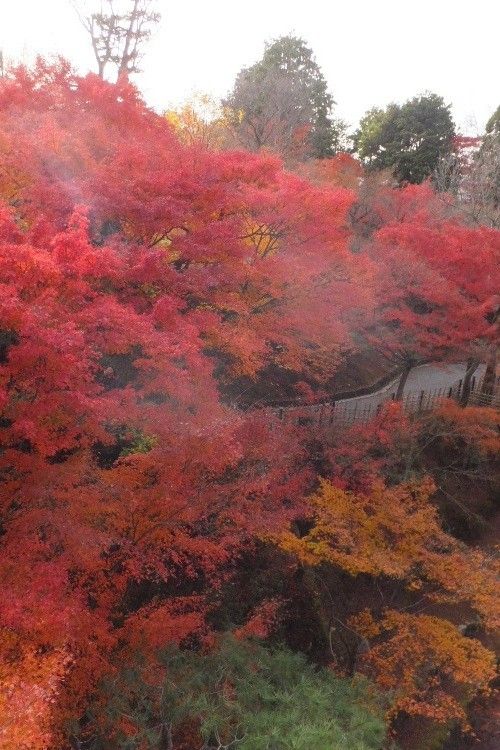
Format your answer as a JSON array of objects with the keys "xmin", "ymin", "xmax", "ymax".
[
  {"xmin": 224, "ymin": 67, "xmax": 315, "ymax": 162},
  {"xmin": 432, "ymin": 150, "xmax": 463, "ymax": 195},
  {"xmin": 71, "ymin": 0, "xmax": 160, "ymax": 81},
  {"xmin": 461, "ymin": 137, "xmax": 500, "ymax": 229},
  {"xmin": 434, "ymin": 135, "xmax": 500, "ymax": 229}
]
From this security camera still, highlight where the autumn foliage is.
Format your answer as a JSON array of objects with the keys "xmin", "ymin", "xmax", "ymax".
[{"xmin": 0, "ymin": 61, "xmax": 498, "ymax": 749}]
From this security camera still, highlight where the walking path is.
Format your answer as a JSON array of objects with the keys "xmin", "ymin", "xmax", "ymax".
[
  {"xmin": 269, "ymin": 362, "xmax": 498, "ymax": 426},
  {"xmin": 336, "ymin": 361, "xmax": 486, "ymax": 411}
]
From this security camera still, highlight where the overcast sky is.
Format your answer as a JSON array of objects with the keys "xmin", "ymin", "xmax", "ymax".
[{"xmin": 1, "ymin": 0, "xmax": 498, "ymax": 133}]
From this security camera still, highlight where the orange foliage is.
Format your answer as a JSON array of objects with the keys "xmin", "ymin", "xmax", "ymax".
[
  {"xmin": 350, "ymin": 610, "xmax": 496, "ymax": 726},
  {"xmin": 0, "ymin": 630, "xmax": 70, "ymax": 750},
  {"xmin": 297, "ymin": 152, "xmax": 364, "ymax": 190},
  {"xmin": 278, "ymin": 478, "xmax": 499, "ymax": 627}
]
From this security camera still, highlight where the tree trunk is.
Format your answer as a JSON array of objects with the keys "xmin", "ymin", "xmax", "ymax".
[
  {"xmin": 395, "ymin": 363, "xmax": 412, "ymax": 400},
  {"xmin": 117, "ymin": 0, "xmax": 140, "ymax": 81},
  {"xmin": 460, "ymin": 357, "xmax": 480, "ymax": 406},
  {"xmin": 160, "ymin": 722, "xmax": 173, "ymax": 750},
  {"xmin": 480, "ymin": 347, "xmax": 498, "ymax": 405}
]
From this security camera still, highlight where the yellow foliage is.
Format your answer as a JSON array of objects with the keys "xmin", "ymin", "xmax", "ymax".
[
  {"xmin": 279, "ymin": 477, "xmax": 439, "ymax": 578},
  {"xmin": 242, "ymin": 219, "xmax": 281, "ymax": 257},
  {"xmin": 277, "ymin": 478, "xmax": 500, "ymax": 628},
  {"xmin": 165, "ymin": 94, "xmax": 232, "ymax": 150}
]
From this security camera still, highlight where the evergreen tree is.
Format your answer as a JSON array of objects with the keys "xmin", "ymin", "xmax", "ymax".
[
  {"xmin": 354, "ymin": 93, "xmax": 455, "ymax": 183},
  {"xmin": 94, "ymin": 637, "xmax": 386, "ymax": 749}
]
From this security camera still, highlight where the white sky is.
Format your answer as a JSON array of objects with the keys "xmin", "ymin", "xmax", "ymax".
[{"xmin": 0, "ymin": 0, "xmax": 498, "ymax": 133}]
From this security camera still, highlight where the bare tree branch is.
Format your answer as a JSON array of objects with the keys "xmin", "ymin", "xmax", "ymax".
[{"xmin": 70, "ymin": 0, "xmax": 160, "ymax": 81}]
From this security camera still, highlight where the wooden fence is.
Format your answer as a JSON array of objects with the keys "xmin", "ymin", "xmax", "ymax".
[{"xmin": 267, "ymin": 374, "xmax": 500, "ymax": 428}]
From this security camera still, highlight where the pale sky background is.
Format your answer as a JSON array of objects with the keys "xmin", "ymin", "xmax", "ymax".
[{"xmin": 0, "ymin": 1, "xmax": 498, "ymax": 134}]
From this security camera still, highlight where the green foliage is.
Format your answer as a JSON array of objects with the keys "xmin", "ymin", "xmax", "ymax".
[
  {"xmin": 98, "ymin": 636, "xmax": 386, "ymax": 749},
  {"xmin": 354, "ymin": 93, "xmax": 455, "ymax": 183},
  {"xmin": 120, "ymin": 428, "xmax": 158, "ymax": 457}
]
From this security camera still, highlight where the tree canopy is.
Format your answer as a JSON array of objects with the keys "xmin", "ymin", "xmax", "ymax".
[
  {"xmin": 354, "ymin": 93, "xmax": 455, "ymax": 183},
  {"xmin": 225, "ymin": 35, "xmax": 343, "ymax": 161}
]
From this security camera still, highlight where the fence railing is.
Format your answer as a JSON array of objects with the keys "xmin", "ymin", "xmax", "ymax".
[{"xmin": 265, "ymin": 374, "xmax": 500, "ymax": 428}]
